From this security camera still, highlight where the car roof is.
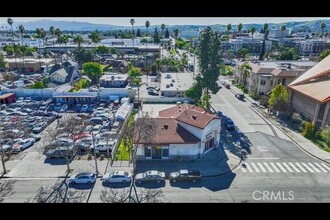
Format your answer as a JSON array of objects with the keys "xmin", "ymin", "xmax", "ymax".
[
  {"xmin": 146, "ymin": 170, "xmax": 159, "ymax": 175},
  {"xmin": 77, "ymin": 172, "xmax": 94, "ymax": 176}
]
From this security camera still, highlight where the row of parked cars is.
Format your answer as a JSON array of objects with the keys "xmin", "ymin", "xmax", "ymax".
[{"xmin": 68, "ymin": 169, "xmax": 202, "ymax": 185}]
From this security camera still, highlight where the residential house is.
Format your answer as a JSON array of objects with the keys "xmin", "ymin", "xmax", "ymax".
[
  {"xmin": 235, "ymin": 61, "xmax": 316, "ymax": 97},
  {"xmin": 135, "ymin": 104, "xmax": 221, "ymax": 160},
  {"xmin": 99, "ymin": 73, "xmax": 129, "ymax": 88},
  {"xmin": 50, "ymin": 68, "xmax": 68, "ymax": 84},
  {"xmin": 110, "ymin": 60, "xmax": 129, "ymax": 73},
  {"xmin": 288, "ymin": 55, "xmax": 330, "ymax": 128}
]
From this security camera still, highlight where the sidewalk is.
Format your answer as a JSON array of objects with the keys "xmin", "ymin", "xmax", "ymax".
[{"xmin": 231, "ymin": 85, "xmax": 330, "ymax": 164}]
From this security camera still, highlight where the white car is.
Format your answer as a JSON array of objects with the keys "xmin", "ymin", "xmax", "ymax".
[
  {"xmin": 102, "ymin": 171, "xmax": 132, "ymax": 184},
  {"xmin": 68, "ymin": 172, "xmax": 96, "ymax": 185},
  {"xmin": 11, "ymin": 138, "xmax": 35, "ymax": 153},
  {"xmin": 90, "ymin": 141, "xmax": 115, "ymax": 152}
]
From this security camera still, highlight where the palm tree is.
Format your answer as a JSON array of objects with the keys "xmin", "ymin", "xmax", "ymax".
[
  {"xmin": 281, "ymin": 25, "xmax": 286, "ymax": 38},
  {"xmin": 145, "ymin": 20, "xmax": 150, "ymax": 48},
  {"xmin": 36, "ymin": 28, "xmax": 43, "ymax": 69},
  {"xmin": 74, "ymin": 35, "xmax": 83, "ymax": 48},
  {"xmin": 130, "ymin": 19, "xmax": 135, "ymax": 62},
  {"xmin": 7, "ymin": 18, "xmax": 18, "ymax": 69},
  {"xmin": 161, "ymin": 23, "xmax": 166, "ymax": 37},
  {"xmin": 238, "ymin": 23, "xmax": 243, "ymax": 35},
  {"xmin": 227, "ymin": 23, "xmax": 232, "ymax": 36},
  {"xmin": 49, "ymin": 26, "xmax": 55, "ymax": 47},
  {"xmin": 263, "ymin": 23, "xmax": 269, "ymax": 37},
  {"xmin": 54, "ymin": 28, "xmax": 62, "ymax": 61},
  {"xmin": 321, "ymin": 22, "xmax": 326, "ymax": 37},
  {"xmin": 250, "ymin": 27, "xmax": 256, "ymax": 40},
  {"xmin": 18, "ymin": 25, "xmax": 25, "ymax": 71},
  {"xmin": 239, "ymin": 62, "xmax": 252, "ymax": 89}
]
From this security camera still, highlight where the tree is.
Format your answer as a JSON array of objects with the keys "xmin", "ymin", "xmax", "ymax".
[
  {"xmin": 49, "ymin": 26, "xmax": 55, "ymax": 47},
  {"xmin": 321, "ymin": 22, "xmax": 326, "ymax": 37},
  {"xmin": 153, "ymin": 27, "xmax": 160, "ymax": 43},
  {"xmin": 130, "ymin": 19, "xmax": 135, "ymax": 59},
  {"xmin": 89, "ymin": 31, "xmax": 101, "ymax": 44},
  {"xmin": 250, "ymin": 27, "xmax": 256, "ymax": 40},
  {"xmin": 0, "ymin": 54, "xmax": 6, "ymax": 69},
  {"xmin": 18, "ymin": 25, "xmax": 25, "ymax": 70},
  {"xmin": 94, "ymin": 45, "xmax": 109, "ymax": 55},
  {"xmin": 74, "ymin": 48, "xmax": 95, "ymax": 67},
  {"xmin": 238, "ymin": 62, "xmax": 252, "ymax": 89},
  {"xmin": 145, "ymin": 20, "xmax": 150, "ymax": 48},
  {"xmin": 164, "ymin": 28, "xmax": 170, "ymax": 39},
  {"xmin": 185, "ymin": 83, "xmax": 203, "ymax": 103},
  {"xmin": 129, "ymin": 67, "xmax": 143, "ymax": 102},
  {"xmin": 73, "ymin": 35, "xmax": 83, "ymax": 48},
  {"xmin": 277, "ymin": 47, "xmax": 299, "ymax": 60},
  {"xmin": 7, "ymin": 18, "xmax": 14, "ymax": 42},
  {"xmin": 238, "ymin": 23, "xmax": 243, "ymax": 34},
  {"xmin": 237, "ymin": 48, "xmax": 250, "ymax": 60},
  {"xmin": 281, "ymin": 25, "xmax": 286, "ymax": 38},
  {"xmin": 259, "ymin": 23, "xmax": 269, "ymax": 60},
  {"xmin": 319, "ymin": 49, "xmax": 330, "ymax": 61},
  {"xmin": 173, "ymin": 28, "xmax": 179, "ymax": 39},
  {"xmin": 161, "ymin": 24, "xmax": 166, "ymax": 36},
  {"xmin": 321, "ymin": 126, "xmax": 330, "ymax": 147},
  {"xmin": 82, "ymin": 62, "xmax": 103, "ymax": 86},
  {"xmin": 268, "ymin": 84, "xmax": 289, "ymax": 112},
  {"xmin": 302, "ymin": 122, "xmax": 315, "ymax": 139},
  {"xmin": 196, "ymin": 27, "xmax": 222, "ymax": 110},
  {"xmin": 31, "ymin": 81, "xmax": 45, "ymax": 89},
  {"xmin": 73, "ymin": 78, "xmax": 89, "ymax": 91},
  {"xmin": 136, "ymin": 28, "xmax": 141, "ymax": 37},
  {"xmin": 227, "ymin": 23, "xmax": 232, "ymax": 35}
]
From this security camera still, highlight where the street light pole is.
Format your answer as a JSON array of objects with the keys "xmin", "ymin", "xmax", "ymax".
[{"xmin": 91, "ymin": 131, "xmax": 99, "ymax": 175}]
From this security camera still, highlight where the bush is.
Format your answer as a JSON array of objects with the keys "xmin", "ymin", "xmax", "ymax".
[
  {"xmin": 302, "ymin": 121, "xmax": 315, "ymax": 139},
  {"xmin": 87, "ymin": 153, "xmax": 92, "ymax": 160},
  {"xmin": 100, "ymin": 154, "xmax": 105, "ymax": 161},
  {"xmin": 95, "ymin": 151, "xmax": 100, "ymax": 158}
]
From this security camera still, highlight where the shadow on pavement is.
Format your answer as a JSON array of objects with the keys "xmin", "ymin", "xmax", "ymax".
[
  {"xmin": 102, "ymin": 182, "xmax": 131, "ymax": 188},
  {"xmin": 134, "ymin": 181, "xmax": 166, "ymax": 189},
  {"xmin": 43, "ymin": 156, "xmax": 75, "ymax": 165},
  {"xmin": 68, "ymin": 182, "xmax": 95, "ymax": 190},
  {"xmin": 202, "ymin": 172, "xmax": 236, "ymax": 192}
]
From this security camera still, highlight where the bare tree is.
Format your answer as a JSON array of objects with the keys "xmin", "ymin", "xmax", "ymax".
[
  {"xmin": 100, "ymin": 188, "xmax": 164, "ymax": 203},
  {"xmin": 0, "ymin": 180, "xmax": 16, "ymax": 202},
  {"xmin": 30, "ymin": 180, "xmax": 87, "ymax": 203},
  {"xmin": 43, "ymin": 115, "xmax": 84, "ymax": 173}
]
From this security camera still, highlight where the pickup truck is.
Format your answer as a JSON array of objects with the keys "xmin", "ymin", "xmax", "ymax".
[{"xmin": 169, "ymin": 170, "xmax": 202, "ymax": 182}]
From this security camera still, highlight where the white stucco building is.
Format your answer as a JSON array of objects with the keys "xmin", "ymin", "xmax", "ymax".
[{"xmin": 135, "ymin": 104, "xmax": 221, "ymax": 160}]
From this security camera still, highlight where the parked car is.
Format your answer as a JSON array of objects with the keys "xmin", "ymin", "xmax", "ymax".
[
  {"xmin": 225, "ymin": 84, "xmax": 230, "ymax": 89},
  {"xmin": 101, "ymin": 171, "xmax": 132, "ymax": 184},
  {"xmin": 90, "ymin": 141, "xmax": 115, "ymax": 152},
  {"xmin": 54, "ymin": 103, "xmax": 62, "ymax": 111},
  {"xmin": 80, "ymin": 104, "xmax": 89, "ymax": 112},
  {"xmin": 46, "ymin": 146, "xmax": 77, "ymax": 159},
  {"xmin": 11, "ymin": 138, "xmax": 35, "ymax": 153},
  {"xmin": 68, "ymin": 172, "xmax": 96, "ymax": 185},
  {"xmin": 235, "ymin": 93, "xmax": 244, "ymax": 100},
  {"xmin": 169, "ymin": 170, "xmax": 202, "ymax": 182},
  {"xmin": 135, "ymin": 170, "xmax": 166, "ymax": 184}
]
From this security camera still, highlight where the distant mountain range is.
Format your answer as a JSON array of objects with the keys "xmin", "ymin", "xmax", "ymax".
[{"xmin": 1, "ymin": 19, "xmax": 330, "ymax": 32}]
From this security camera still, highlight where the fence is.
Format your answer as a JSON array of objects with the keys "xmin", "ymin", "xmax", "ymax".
[{"xmin": 3, "ymin": 88, "xmax": 53, "ymax": 99}]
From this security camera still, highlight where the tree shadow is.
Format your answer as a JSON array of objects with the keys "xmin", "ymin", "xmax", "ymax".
[
  {"xmin": 0, "ymin": 180, "xmax": 16, "ymax": 202},
  {"xmin": 134, "ymin": 181, "xmax": 166, "ymax": 189},
  {"xmin": 68, "ymin": 182, "xmax": 95, "ymax": 190},
  {"xmin": 102, "ymin": 182, "xmax": 131, "ymax": 189},
  {"xmin": 43, "ymin": 156, "xmax": 75, "ymax": 165}
]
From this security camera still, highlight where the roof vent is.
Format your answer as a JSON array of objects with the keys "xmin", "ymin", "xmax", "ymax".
[
  {"xmin": 192, "ymin": 115, "xmax": 197, "ymax": 120},
  {"xmin": 164, "ymin": 124, "xmax": 169, "ymax": 130}
]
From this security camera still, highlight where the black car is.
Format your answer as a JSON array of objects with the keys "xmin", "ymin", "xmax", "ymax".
[{"xmin": 46, "ymin": 146, "xmax": 77, "ymax": 159}]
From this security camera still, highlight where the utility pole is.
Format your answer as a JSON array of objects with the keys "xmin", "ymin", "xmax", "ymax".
[{"xmin": 91, "ymin": 131, "xmax": 99, "ymax": 175}]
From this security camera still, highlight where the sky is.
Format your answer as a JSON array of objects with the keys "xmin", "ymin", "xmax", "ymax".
[{"xmin": 1, "ymin": 17, "xmax": 329, "ymax": 26}]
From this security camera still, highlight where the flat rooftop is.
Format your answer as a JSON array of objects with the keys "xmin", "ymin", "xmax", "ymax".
[
  {"xmin": 141, "ymin": 104, "xmax": 176, "ymax": 118},
  {"xmin": 160, "ymin": 72, "xmax": 194, "ymax": 92}
]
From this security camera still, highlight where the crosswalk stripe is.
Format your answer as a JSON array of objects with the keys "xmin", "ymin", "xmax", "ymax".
[
  {"xmin": 263, "ymin": 162, "xmax": 273, "ymax": 172},
  {"xmin": 276, "ymin": 163, "xmax": 287, "ymax": 173},
  {"xmin": 270, "ymin": 162, "xmax": 280, "ymax": 172},
  {"xmin": 321, "ymin": 163, "xmax": 330, "ymax": 171},
  {"xmin": 308, "ymin": 163, "xmax": 321, "ymax": 173},
  {"xmin": 314, "ymin": 163, "xmax": 328, "ymax": 173},
  {"xmin": 289, "ymin": 162, "xmax": 300, "ymax": 172},
  {"xmin": 282, "ymin": 163, "xmax": 293, "ymax": 172},
  {"xmin": 251, "ymin": 163, "xmax": 260, "ymax": 172},
  {"xmin": 301, "ymin": 163, "xmax": 314, "ymax": 173},
  {"xmin": 295, "ymin": 163, "xmax": 307, "ymax": 172},
  {"xmin": 257, "ymin": 163, "xmax": 267, "ymax": 172},
  {"xmin": 245, "ymin": 163, "xmax": 253, "ymax": 172}
]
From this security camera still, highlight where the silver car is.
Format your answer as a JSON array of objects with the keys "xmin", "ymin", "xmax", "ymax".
[
  {"xmin": 68, "ymin": 172, "xmax": 96, "ymax": 185},
  {"xmin": 102, "ymin": 171, "xmax": 132, "ymax": 184},
  {"xmin": 135, "ymin": 170, "xmax": 166, "ymax": 184}
]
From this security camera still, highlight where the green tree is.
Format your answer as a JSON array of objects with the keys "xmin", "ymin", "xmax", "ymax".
[
  {"xmin": 129, "ymin": 67, "xmax": 143, "ymax": 102},
  {"xmin": 278, "ymin": 47, "xmax": 299, "ymax": 60},
  {"xmin": 130, "ymin": 18, "xmax": 135, "ymax": 57},
  {"xmin": 321, "ymin": 22, "xmax": 326, "ymax": 37},
  {"xmin": 268, "ymin": 84, "xmax": 289, "ymax": 112},
  {"xmin": 173, "ymin": 28, "xmax": 179, "ymax": 39},
  {"xmin": 0, "ymin": 54, "xmax": 7, "ymax": 68},
  {"xmin": 259, "ymin": 23, "xmax": 269, "ymax": 60},
  {"xmin": 238, "ymin": 23, "xmax": 243, "ymax": 34},
  {"xmin": 153, "ymin": 27, "xmax": 160, "ymax": 43},
  {"xmin": 161, "ymin": 24, "xmax": 166, "ymax": 36},
  {"xmin": 237, "ymin": 48, "xmax": 250, "ymax": 60},
  {"xmin": 227, "ymin": 23, "xmax": 232, "ymax": 35},
  {"xmin": 185, "ymin": 83, "xmax": 203, "ymax": 103},
  {"xmin": 319, "ymin": 49, "xmax": 330, "ymax": 61},
  {"xmin": 31, "ymin": 81, "xmax": 45, "ymax": 89},
  {"xmin": 136, "ymin": 28, "xmax": 141, "ymax": 37},
  {"xmin": 196, "ymin": 27, "xmax": 222, "ymax": 110},
  {"xmin": 250, "ymin": 27, "xmax": 256, "ymax": 40},
  {"xmin": 18, "ymin": 25, "xmax": 25, "ymax": 70},
  {"xmin": 82, "ymin": 62, "xmax": 103, "ymax": 86},
  {"xmin": 7, "ymin": 18, "xmax": 14, "ymax": 42},
  {"xmin": 89, "ymin": 31, "xmax": 101, "ymax": 44},
  {"xmin": 74, "ymin": 35, "xmax": 83, "ymax": 48},
  {"xmin": 94, "ymin": 45, "xmax": 110, "ymax": 54},
  {"xmin": 238, "ymin": 62, "xmax": 252, "ymax": 89},
  {"xmin": 74, "ymin": 48, "xmax": 95, "ymax": 66},
  {"xmin": 302, "ymin": 122, "xmax": 315, "ymax": 139},
  {"xmin": 49, "ymin": 26, "xmax": 55, "ymax": 47},
  {"xmin": 165, "ymin": 28, "xmax": 170, "ymax": 38},
  {"xmin": 145, "ymin": 20, "xmax": 150, "ymax": 48},
  {"xmin": 281, "ymin": 25, "xmax": 286, "ymax": 38},
  {"xmin": 321, "ymin": 125, "xmax": 330, "ymax": 147},
  {"xmin": 73, "ymin": 78, "xmax": 90, "ymax": 91}
]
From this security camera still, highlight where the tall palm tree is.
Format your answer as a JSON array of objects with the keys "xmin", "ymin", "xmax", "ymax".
[
  {"xmin": 238, "ymin": 23, "xmax": 243, "ymax": 35},
  {"xmin": 54, "ymin": 28, "xmax": 62, "ymax": 61},
  {"xmin": 281, "ymin": 25, "xmax": 286, "ymax": 38},
  {"xmin": 321, "ymin": 22, "xmax": 326, "ymax": 37},
  {"xmin": 49, "ymin": 26, "xmax": 55, "ymax": 47},
  {"xmin": 161, "ymin": 23, "xmax": 166, "ymax": 36},
  {"xmin": 250, "ymin": 27, "xmax": 256, "ymax": 40},
  {"xmin": 7, "ymin": 18, "xmax": 18, "ymax": 69},
  {"xmin": 130, "ymin": 19, "xmax": 135, "ymax": 62},
  {"xmin": 227, "ymin": 23, "xmax": 232, "ymax": 36},
  {"xmin": 74, "ymin": 34, "xmax": 83, "ymax": 48},
  {"xmin": 263, "ymin": 23, "xmax": 269, "ymax": 37},
  {"xmin": 36, "ymin": 28, "xmax": 42, "ymax": 69},
  {"xmin": 238, "ymin": 62, "xmax": 252, "ymax": 89},
  {"xmin": 145, "ymin": 20, "xmax": 150, "ymax": 48},
  {"xmin": 18, "ymin": 25, "xmax": 25, "ymax": 71}
]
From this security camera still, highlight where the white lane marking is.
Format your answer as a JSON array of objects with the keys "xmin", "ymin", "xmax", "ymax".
[
  {"xmin": 295, "ymin": 163, "xmax": 307, "ymax": 173},
  {"xmin": 308, "ymin": 163, "xmax": 321, "ymax": 173},
  {"xmin": 257, "ymin": 162, "xmax": 267, "ymax": 172},
  {"xmin": 270, "ymin": 162, "xmax": 280, "ymax": 172},
  {"xmin": 301, "ymin": 163, "xmax": 314, "ymax": 173},
  {"xmin": 282, "ymin": 163, "xmax": 293, "ymax": 173},
  {"xmin": 263, "ymin": 162, "xmax": 273, "ymax": 172},
  {"xmin": 314, "ymin": 163, "xmax": 328, "ymax": 173},
  {"xmin": 245, "ymin": 163, "xmax": 253, "ymax": 172},
  {"xmin": 289, "ymin": 162, "xmax": 300, "ymax": 173},
  {"xmin": 276, "ymin": 163, "xmax": 287, "ymax": 173},
  {"xmin": 321, "ymin": 163, "xmax": 330, "ymax": 171},
  {"xmin": 251, "ymin": 163, "xmax": 260, "ymax": 172}
]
